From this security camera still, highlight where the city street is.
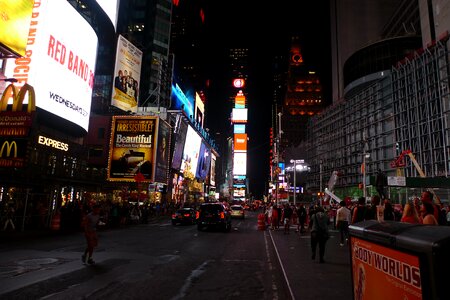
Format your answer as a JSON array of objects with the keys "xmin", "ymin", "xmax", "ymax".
[{"xmin": 0, "ymin": 210, "xmax": 352, "ymax": 300}]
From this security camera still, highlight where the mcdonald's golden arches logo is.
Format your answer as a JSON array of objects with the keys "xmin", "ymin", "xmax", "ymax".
[
  {"xmin": 0, "ymin": 140, "xmax": 17, "ymax": 158},
  {"xmin": 0, "ymin": 83, "xmax": 36, "ymax": 113}
]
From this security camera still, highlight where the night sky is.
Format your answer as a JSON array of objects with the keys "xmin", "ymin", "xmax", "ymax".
[{"xmin": 202, "ymin": 1, "xmax": 331, "ymax": 199}]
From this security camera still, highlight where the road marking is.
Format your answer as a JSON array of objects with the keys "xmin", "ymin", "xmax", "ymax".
[
  {"xmin": 171, "ymin": 260, "xmax": 211, "ymax": 300},
  {"xmin": 268, "ymin": 230, "xmax": 296, "ymax": 300},
  {"xmin": 264, "ymin": 231, "xmax": 278, "ymax": 300}
]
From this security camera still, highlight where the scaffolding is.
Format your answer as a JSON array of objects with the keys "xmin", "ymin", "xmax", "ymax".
[
  {"xmin": 391, "ymin": 35, "xmax": 450, "ymax": 178},
  {"xmin": 306, "ymin": 34, "xmax": 450, "ymax": 201}
]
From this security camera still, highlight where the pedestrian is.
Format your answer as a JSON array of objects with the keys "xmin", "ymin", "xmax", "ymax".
[
  {"xmin": 336, "ymin": 200, "xmax": 351, "ymax": 246},
  {"xmin": 310, "ymin": 206, "xmax": 329, "ymax": 263},
  {"xmin": 351, "ymin": 197, "xmax": 367, "ymax": 224},
  {"xmin": 282, "ymin": 204, "xmax": 293, "ymax": 234},
  {"xmin": 400, "ymin": 202, "xmax": 421, "ymax": 224},
  {"xmin": 375, "ymin": 169, "xmax": 387, "ymax": 200},
  {"xmin": 271, "ymin": 204, "xmax": 279, "ymax": 230},
  {"xmin": 82, "ymin": 204, "xmax": 101, "ymax": 265},
  {"xmin": 2, "ymin": 205, "xmax": 16, "ymax": 231},
  {"xmin": 420, "ymin": 202, "xmax": 438, "ymax": 225},
  {"xmin": 296, "ymin": 203, "xmax": 307, "ymax": 233}
]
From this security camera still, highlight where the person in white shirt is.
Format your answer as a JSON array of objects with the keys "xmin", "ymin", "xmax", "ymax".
[{"xmin": 336, "ymin": 200, "xmax": 351, "ymax": 246}]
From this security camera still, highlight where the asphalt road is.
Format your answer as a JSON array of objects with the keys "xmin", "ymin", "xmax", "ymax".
[{"xmin": 0, "ymin": 211, "xmax": 353, "ymax": 300}]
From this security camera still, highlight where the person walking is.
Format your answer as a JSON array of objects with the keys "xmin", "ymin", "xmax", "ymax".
[
  {"xmin": 271, "ymin": 204, "xmax": 279, "ymax": 230},
  {"xmin": 336, "ymin": 200, "xmax": 351, "ymax": 246},
  {"xmin": 282, "ymin": 204, "xmax": 293, "ymax": 234},
  {"xmin": 82, "ymin": 204, "xmax": 101, "ymax": 265},
  {"xmin": 296, "ymin": 203, "xmax": 307, "ymax": 234},
  {"xmin": 310, "ymin": 206, "xmax": 329, "ymax": 263}
]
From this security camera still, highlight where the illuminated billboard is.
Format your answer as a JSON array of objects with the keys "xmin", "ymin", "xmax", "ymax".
[
  {"xmin": 180, "ymin": 125, "xmax": 201, "ymax": 176},
  {"xmin": 234, "ymin": 91, "xmax": 246, "ymax": 108},
  {"xmin": 154, "ymin": 118, "xmax": 171, "ymax": 184},
  {"xmin": 0, "ymin": 138, "xmax": 27, "ymax": 168},
  {"xmin": 231, "ymin": 108, "xmax": 248, "ymax": 123},
  {"xmin": 0, "ymin": 0, "xmax": 33, "ymax": 57},
  {"xmin": 95, "ymin": 0, "xmax": 120, "ymax": 30},
  {"xmin": 107, "ymin": 116, "xmax": 158, "ymax": 182},
  {"xmin": 171, "ymin": 121, "xmax": 188, "ymax": 170},
  {"xmin": 4, "ymin": 0, "xmax": 98, "ymax": 132},
  {"xmin": 196, "ymin": 142, "xmax": 211, "ymax": 180},
  {"xmin": 234, "ymin": 124, "xmax": 245, "ymax": 134},
  {"xmin": 171, "ymin": 83, "xmax": 194, "ymax": 118},
  {"xmin": 233, "ymin": 152, "xmax": 247, "ymax": 175},
  {"xmin": 210, "ymin": 153, "xmax": 216, "ymax": 186},
  {"xmin": 234, "ymin": 133, "xmax": 247, "ymax": 152},
  {"xmin": 111, "ymin": 35, "xmax": 143, "ymax": 113},
  {"xmin": 194, "ymin": 92, "xmax": 204, "ymax": 128}
]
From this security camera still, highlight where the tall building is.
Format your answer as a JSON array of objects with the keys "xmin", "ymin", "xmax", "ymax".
[
  {"xmin": 306, "ymin": 0, "xmax": 450, "ymax": 202},
  {"xmin": 330, "ymin": 0, "xmax": 405, "ymax": 101},
  {"xmin": 281, "ymin": 36, "xmax": 324, "ymax": 149},
  {"xmin": 117, "ymin": 0, "xmax": 173, "ymax": 109}
]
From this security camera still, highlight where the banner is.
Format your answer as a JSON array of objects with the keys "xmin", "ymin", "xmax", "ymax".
[
  {"xmin": 107, "ymin": 116, "xmax": 158, "ymax": 182},
  {"xmin": 351, "ymin": 237, "xmax": 422, "ymax": 300}
]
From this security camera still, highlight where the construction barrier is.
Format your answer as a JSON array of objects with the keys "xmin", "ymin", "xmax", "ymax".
[
  {"xmin": 257, "ymin": 213, "xmax": 266, "ymax": 231},
  {"xmin": 50, "ymin": 212, "xmax": 61, "ymax": 231}
]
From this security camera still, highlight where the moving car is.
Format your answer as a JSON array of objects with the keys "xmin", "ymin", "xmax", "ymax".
[
  {"xmin": 172, "ymin": 207, "xmax": 196, "ymax": 225},
  {"xmin": 196, "ymin": 203, "xmax": 232, "ymax": 231},
  {"xmin": 230, "ymin": 205, "xmax": 245, "ymax": 219}
]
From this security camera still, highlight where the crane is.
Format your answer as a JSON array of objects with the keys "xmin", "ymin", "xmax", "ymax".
[
  {"xmin": 323, "ymin": 170, "xmax": 343, "ymax": 204},
  {"xmin": 390, "ymin": 150, "xmax": 441, "ymax": 205}
]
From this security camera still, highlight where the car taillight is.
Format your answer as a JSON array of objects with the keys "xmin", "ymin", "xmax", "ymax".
[
  {"xmin": 220, "ymin": 212, "xmax": 225, "ymax": 219},
  {"xmin": 183, "ymin": 213, "xmax": 190, "ymax": 217},
  {"xmin": 196, "ymin": 211, "xmax": 200, "ymax": 219},
  {"xmin": 171, "ymin": 214, "xmax": 176, "ymax": 218}
]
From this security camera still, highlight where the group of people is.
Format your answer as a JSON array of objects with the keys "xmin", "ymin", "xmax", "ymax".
[
  {"xmin": 263, "ymin": 189, "xmax": 449, "ymax": 265},
  {"xmin": 114, "ymin": 69, "xmax": 139, "ymax": 101},
  {"xmin": 265, "ymin": 203, "xmax": 307, "ymax": 234}
]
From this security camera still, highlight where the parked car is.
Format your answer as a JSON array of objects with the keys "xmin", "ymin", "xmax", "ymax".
[
  {"xmin": 230, "ymin": 205, "xmax": 245, "ymax": 219},
  {"xmin": 196, "ymin": 203, "xmax": 232, "ymax": 231},
  {"xmin": 172, "ymin": 208, "xmax": 196, "ymax": 225}
]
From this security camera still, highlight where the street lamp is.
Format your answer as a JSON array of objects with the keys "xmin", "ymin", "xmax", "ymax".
[
  {"xmin": 290, "ymin": 159, "xmax": 303, "ymax": 205},
  {"xmin": 363, "ymin": 153, "xmax": 370, "ymax": 199}
]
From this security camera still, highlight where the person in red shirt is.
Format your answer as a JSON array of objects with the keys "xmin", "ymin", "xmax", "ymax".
[{"xmin": 400, "ymin": 202, "xmax": 421, "ymax": 224}]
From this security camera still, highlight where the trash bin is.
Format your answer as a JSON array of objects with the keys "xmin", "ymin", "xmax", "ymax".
[{"xmin": 349, "ymin": 220, "xmax": 450, "ymax": 300}]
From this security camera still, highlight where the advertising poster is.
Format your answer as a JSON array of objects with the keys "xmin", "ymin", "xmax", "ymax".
[
  {"xmin": 0, "ymin": 0, "xmax": 33, "ymax": 57},
  {"xmin": 108, "ymin": 116, "xmax": 158, "ymax": 182},
  {"xmin": 180, "ymin": 125, "xmax": 201, "ymax": 176},
  {"xmin": 351, "ymin": 237, "xmax": 422, "ymax": 300},
  {"xmin": 209, "ymin": 153, "xmax": 216, "ymax": 186},
  {"xmin": 154, "ymin": 118, "xmax": 171, "ymax": 184},
  {"xmin": 111, "ymin": 34, "xmax": 143, "ymax": 113},
  {"xmin": 4, "ymin": 0, "xmax": 98, "ymax": 132},
  {"xmin": 234, "ymin": 133, "xmax": 247, "ymax": 152},
  {"xmin": 171, "ymin": 121, "xmax": 187, "ymax": 170},
  {"xmin": 196, "ymin": 142, "xmax": 211, "ymax": 180}
]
